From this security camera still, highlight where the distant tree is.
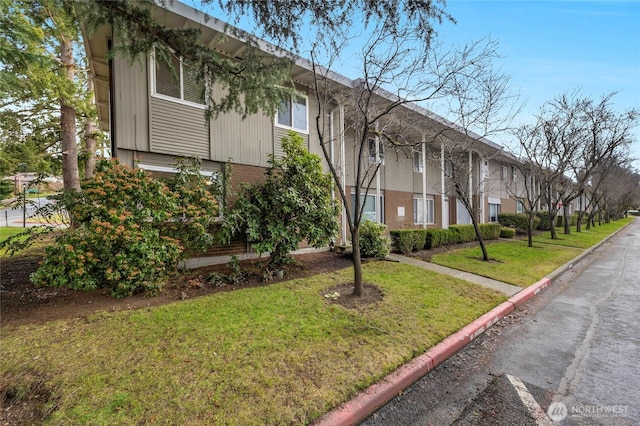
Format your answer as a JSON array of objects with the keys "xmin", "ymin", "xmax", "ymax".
[
  {"xmin": 0, "ymin": 0, "xmax": 98, "ymax": 187},
  {"xmin": 222, "ymin": 131, "xmax": 340, "ymax": 267}
]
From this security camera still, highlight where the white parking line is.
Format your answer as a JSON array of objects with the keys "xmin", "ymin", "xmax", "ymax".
[{"xmin": 506, "ymin": 374, "xmax": 553, "ymax": 425}]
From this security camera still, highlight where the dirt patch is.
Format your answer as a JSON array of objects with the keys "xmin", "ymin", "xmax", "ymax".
[
  {"xmin": 321, "ymin": 282, "xmax": 384, "ymax": 309},
  {"xmin": 0, "ymin": 370, "xmax": 55, "ymax": 426},
  {"xmin": 0, "ymin": 251, "xmax": 353, "ymax": 328}
]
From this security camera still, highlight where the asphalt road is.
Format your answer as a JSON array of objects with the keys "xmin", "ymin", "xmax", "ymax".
[
  {"xmin": 0, "ymin": 197, "xmax": 51, "ymax": 227},
  {"xmin": 363, "ymin": 219, "xmax": 639, "ymax": 426}
]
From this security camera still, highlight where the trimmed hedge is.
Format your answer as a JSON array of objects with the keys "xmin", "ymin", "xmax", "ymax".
[
  {"xmin": 390, "ymin": 229, "xmax": 427, "ymax": 254},
  {"xmin": 423, "ymin": 223, "xmax": 502, "ymax": 250},
  {"xmin": 536, "ymin": 211, "xmax": 552, "ymax": 230},
  {"xmin": 500, "ymin": 227, "xmax": 516, "ymax": 238},
  {"xmin": 479, "ymin": 223, "xmax": 501, "ymax": 240},
  {"xmin": 498, "ymin": 213, "xmax": 540, "ymax": 234}
]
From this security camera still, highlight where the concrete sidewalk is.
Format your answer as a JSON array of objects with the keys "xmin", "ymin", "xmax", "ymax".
[
  {"xmin": 387, "ymin": 253, "xmax": 522, "ymax": 296},
  {"xmin": 313, "ymin": 221, "xmax": 634, "ymax": 426}
]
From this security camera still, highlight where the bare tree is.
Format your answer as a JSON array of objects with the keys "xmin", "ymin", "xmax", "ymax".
[
  {"xmin": 427, "ymin": 39, "xmax": 521, "ymax": 261},
  {"xmin": 308, "ymin": 20, "xmax": 518, "ymax": 294},
  {"xmin": 569, "ymin": 94, "xmax": 638, "ymax": 232},
  {"xmin": 506, "ymin": 128, "xmax": 547, "ymax": 247}
]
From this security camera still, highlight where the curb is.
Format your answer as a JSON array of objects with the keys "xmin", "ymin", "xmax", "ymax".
[{"xmin": 312, "ymin": 221, "xmax": 634, "ymax": 426}]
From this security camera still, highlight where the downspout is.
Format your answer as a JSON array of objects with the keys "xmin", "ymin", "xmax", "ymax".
[{"xmin": 421, "ymin": 136, "xmax": 427, "ymax": 229}]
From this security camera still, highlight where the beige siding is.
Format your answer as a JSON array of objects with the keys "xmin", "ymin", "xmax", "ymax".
[
  {"xmin": 150, "ymin": 97, "xmax": 209, "ymax": 159},
  {"xmin": 113, "ymin": 55, "xmax": 149, "ymax": 152},
  {"xmin": 209, "ymin": 86, "xmax": 273, "ymax": 167}
]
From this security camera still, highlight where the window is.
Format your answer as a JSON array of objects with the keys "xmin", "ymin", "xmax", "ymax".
[
  {"xmin": 489, "ymin": 203, "xmax": 501, "ymax": 222},
  {"xmin": 413, "ymin": 151, "xmax": 423, "ymax": 173},
  {"xmin": 501, "ymin": 166, "xmax": 508, "ymax": 181},
  {"xmin": 368, "ymin": 138, "xmax": 384, "ymax": 164},
  {"xmin": 351, "ymin": 192, "xmax": 384, "ymax": 223},
  {"xmin": 516, "ymin": 200, "xmax": 524, "ymax": 214},
  {"xmin": 511, "ymin": 166, "xmax": 517, "ymax": 182},
  {"xmin": 414, "ymin": 196, "xmax": 435, "ymax": 224},
  {"xmin": 276, "ymin": 95, "xmax": 308, "ymax": 132},
  {"xmin": 152, "ymin": 52, "xmax": 205, "ymax": 105}
]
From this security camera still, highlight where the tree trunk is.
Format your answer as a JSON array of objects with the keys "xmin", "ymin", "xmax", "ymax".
[
  {"xmin": 527, "ymin": 214, "xmax": 534, "ymax": 247},
  {"xmin": 60, "ymin": 38, "xmax": 80, "ymax": 191},
  {"xmin": 351, "ymin": 227, "xmax": 364, "ymax": 296},
  {"xmin": 471, "ymin": 220, "xmax": 489, "ymax": 261},
  {"xmin": 84, "ymin": 79, "xmax": 98, "ymax": 179},
  {"xmin": 563, "ymin": 204, "xmax": 571, "ymax": 235},
  {"xmin": 576, "ymin": 210, "xmax": 584, "ymax": 232}
]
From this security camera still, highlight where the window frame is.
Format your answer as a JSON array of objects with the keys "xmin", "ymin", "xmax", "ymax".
[
  {"xmin": 489, "ymin": 203, "xmax": 501, "ymax": 222},
  {"xmin": 413, "ymin": 150, "xmax": 423, "ymax": 173},
  {"xmin": 351, "ymin": 191, "xmax": 384, "ymax": 223},
  {"xmin": 151, "ymin": 50, "xmax": 206, "ymax": 109},
  {"xmin": 501, "ymin": 166, "xmax": 508, "ymax": 182},
  {"xmin": 413, "ymin": 196, "xmax": 435, "ymax": 225},
  {"xmin": 516, "ymin": 200, "xmax": 524, "ymax": 214},
  {"xmin": 275, "ymin": 94, "xmax": 309, "ymax": 134},
  {"xmin": 368, "ymin": 137, "xmax": 385, "ymax": 165}
]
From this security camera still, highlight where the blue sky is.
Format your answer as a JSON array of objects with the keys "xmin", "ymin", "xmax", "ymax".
[
  {"xmin": 191, "ymin": 0, "xmax": 640, "ymax": 168},
  {"xmin": 436, "ymin": 0, "xmax": 640, "ymax": 165}
]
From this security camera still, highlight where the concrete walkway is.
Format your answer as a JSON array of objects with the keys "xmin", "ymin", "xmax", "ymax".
[{"xmin": 387, "ymin": 253, "xmax": 522, "ymax": 296}]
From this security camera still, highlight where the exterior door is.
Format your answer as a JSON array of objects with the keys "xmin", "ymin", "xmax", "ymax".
[{"xmin": 457, "ymin": 198, "xmax": 472, "ymax": 225}]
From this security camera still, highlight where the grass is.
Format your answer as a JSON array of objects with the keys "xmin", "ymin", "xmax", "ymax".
[
  {"xmin": 0, "ymin": 226, "xmax": 26, "ymax": 242},
  {"xmin": 0, "ymin": 261, "xmax": 505, "ymax": 425},
  {"xmin": 431, "ymin": 217, "xmax": 633, "ymax": 287},
  {"xmin": 532, "ymin": 218, "xmax": 633, "ymax": 249}
]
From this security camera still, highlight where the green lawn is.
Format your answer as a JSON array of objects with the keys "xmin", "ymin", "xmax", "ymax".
[
  {"xmin": 431, "ymin": 217, "xmax": 632, "ymax": 287},
  {"xmin": 0, "ymin": 261, "xmax": 505, "ymax": 425},
  {"xmin": 532, "ymin": 218, "xmax": 632, "ymax": 248},
  {"xmin": 0, "ymin": 226, "xmax": 26, "ymax": 242}
]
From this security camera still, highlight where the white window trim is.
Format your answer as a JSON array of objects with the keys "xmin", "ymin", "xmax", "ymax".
[
  {"xmin": 351, "ymin": 190, "xmax": 384, "ymax": 223},
  {"xmin": 137, "ymin": 163, "xmax": 215, "ymax": 177},
  {"xmin": 413, "ymin": 151, "xmax": 423, "ymax": 173},
  {"xmin": 413, "ymin": 196, "xmax": 435, "ymax": 225},
  {"xmin": 275, "ymin": 94, "xmax": 309, "ymax": 134},
  {"xmin": 150, "ymin": 50, "xmax": 207, "ymax": 110},
  {"xmin": 368, "ymin": 138, "xmax": 385, "ymax": 165}
]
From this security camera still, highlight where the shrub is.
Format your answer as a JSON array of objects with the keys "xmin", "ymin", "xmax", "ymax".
[
  {"xmin": 498, "ymin": 213, "xmax": 540, "ymax": 234},
  {"xmin": 479, "ymin": 223, "xmax": 501, "ymax": 240},
  {"xmin": 359, "ymin": 219, "xmax": 390, "ymax": 259},
  {"xmin": 450, "ymin": 224, "xmax": 476, "ymax": 243},
  {"xmin": 222, "ymin": 131, "xmax": 339, "ymax": 267},
  {"xmin": 500, "ymin": 227, "xmax": 516, "ymax": 238},
  {"xmin": 426, "ymin": 228, "xmax": 456, "ymax": 249},
  {"xmin": 389, "ymin": 229, "xmax": 427, "ymax": 254},
  {"xmin": 29, "ymin": 159, "xmax": 221, "ymax": 298},
  {"xmin": 536, "ymin": 212, "xmax": 552, "ymax": 230}
]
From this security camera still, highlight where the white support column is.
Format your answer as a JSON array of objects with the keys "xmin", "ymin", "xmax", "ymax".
[
  {"xmin": 340, "ymin": 103, "xmax": 347, "ymax": 245},
  {"xmin": 468, "ymin": 150, "xmax": 473, "ymax": 215},
  {"xmin": 375, "ymin": 123, "xmax": 381, "ymax": 223},
  {"xmin": 421, "ymin": 136, "xmax": 427, "ymax": 229},
  {"xmin": 441, "ymin": 141, "xmax": 448, "ymax": 229},
  {"xmin": 479, "ymin": 157, "xmax": 486, "ymax": 224}
]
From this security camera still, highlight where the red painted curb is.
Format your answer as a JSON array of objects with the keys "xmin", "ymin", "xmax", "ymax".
[
  {"xmin": 313, "ymin": 301, "xmax": 515, "ymax": 426},
  {"xmin": 508, "ymin": 277, "xmax": 551, "ymax": 309},
  {"xmin": 425, "ymin": 301, "xmax": 514, "ymax": 367},
  {"xmin": 313, "ymin": 353, "xmax": 435, "ymax": 426}
]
